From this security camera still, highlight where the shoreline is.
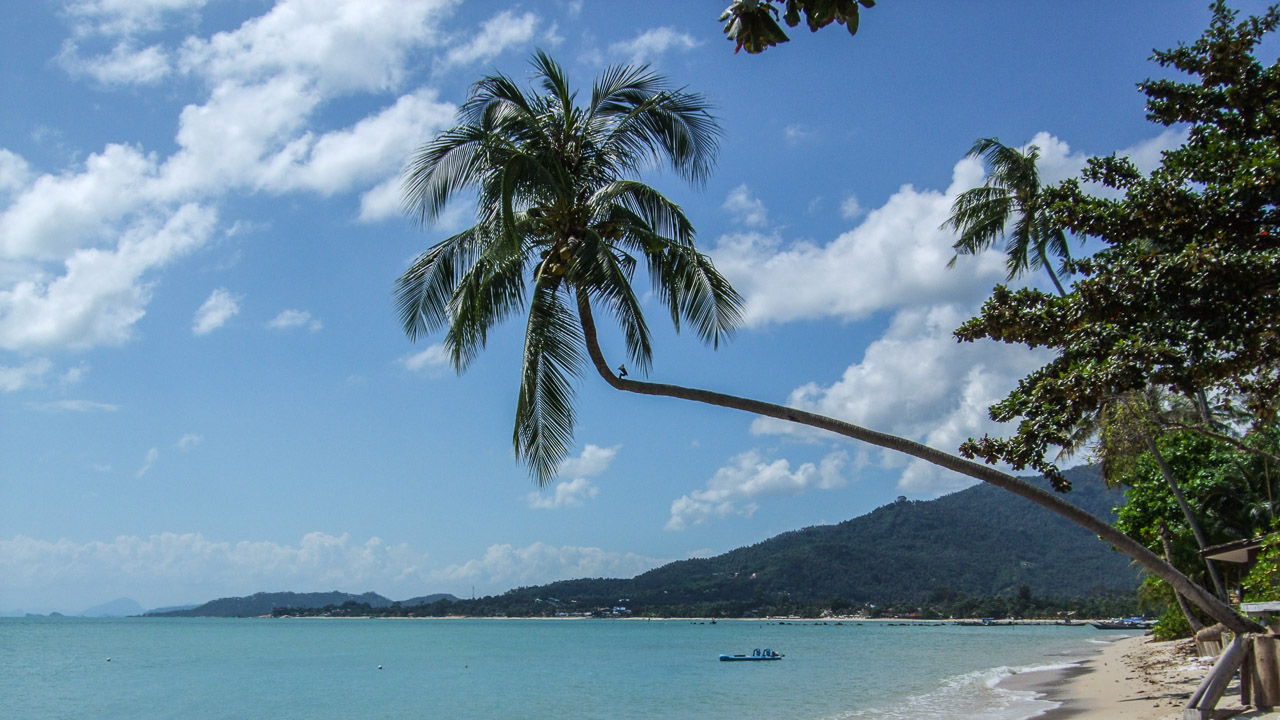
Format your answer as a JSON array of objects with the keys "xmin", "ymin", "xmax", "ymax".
[{"xmin": 1010, "ymin": 633, "xmax": 1280, "ymax": 720}]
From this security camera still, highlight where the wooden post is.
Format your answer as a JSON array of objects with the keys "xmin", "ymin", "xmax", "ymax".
[
  {"xmin": 1253, "ymin": 635, "xmax": 1280, "ymax": 710},
  {"xmin": 1185, "ymin": 634, "xmax": 1249, "ymax": 720}
]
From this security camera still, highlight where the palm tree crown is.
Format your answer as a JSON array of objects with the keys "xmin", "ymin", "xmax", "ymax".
[
  {"xmin": 942, "ymin": 137, "xmax": 1071, "ymax": 295},
  {"xmin": 396, "ymin": 51, "xmax": 743, "ymax": 483}
]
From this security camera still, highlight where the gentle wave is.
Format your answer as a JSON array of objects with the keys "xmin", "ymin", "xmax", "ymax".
[{"xmin": 832, "ymin": 659, "xmax": 1085, "ymax": 720}]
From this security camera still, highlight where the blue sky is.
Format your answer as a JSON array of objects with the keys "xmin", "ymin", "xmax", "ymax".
[{"xmin": 4, "ymin": 0, "xmax": 1275, "ymax": 614}]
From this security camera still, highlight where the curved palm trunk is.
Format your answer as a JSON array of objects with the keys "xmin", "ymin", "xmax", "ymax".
[
  {"xmin": 1144, "ymin": 434, "xmax": 1229, "ymax": 600},
  {"xmin": 574, "ymin": 294, "xmax": 1260, "ymax": 634}
]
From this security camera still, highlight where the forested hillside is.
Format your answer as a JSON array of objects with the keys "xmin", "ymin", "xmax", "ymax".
[{"xmin": 504, "ymin": 466, "xmax": 1135, "ymax": 610}]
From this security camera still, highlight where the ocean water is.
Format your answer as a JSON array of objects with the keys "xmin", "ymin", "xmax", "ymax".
[{"xmin": 0, "ymin": 617, "xmax": 1122, "ymax": 719}]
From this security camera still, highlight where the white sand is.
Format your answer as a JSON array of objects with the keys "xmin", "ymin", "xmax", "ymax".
[{"xmin": 1054, "ymin": 634, "xmax": 1280, "ymax": 720}]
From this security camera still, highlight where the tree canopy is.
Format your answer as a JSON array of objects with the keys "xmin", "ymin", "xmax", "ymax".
[
  {"xmin": 956, "ymin": 2, "xmax": 1280, "ymax": 490},
  {"xmin": 719, "ymin": 0, "xmax": 877, "ymax": 53}
]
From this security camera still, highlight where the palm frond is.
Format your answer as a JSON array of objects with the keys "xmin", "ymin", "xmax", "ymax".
[
  {"xmin": 589, "ymin": 181, "xmax": 696, "ymax": 245},
  {"xmin": 444, "ymin": 241, "xmax": 530, "ymax": 372},
  {"xmin": 395, "ymin": 228, "xmax": 483, "ymax": 343},
  {"xmin": 514, "ymin": 280, "xmax": 584, "ymax": 485},
  {"xmin": 649, "ymin": 245, "xmax": 744, "ymax": 348}
]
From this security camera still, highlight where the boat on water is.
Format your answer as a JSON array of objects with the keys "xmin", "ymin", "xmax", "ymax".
[
  {"xmin": 1091, "ymin": 618, "xmax": 1154, "ymax": 630},
  {"xmin": 953, "ymin": 618, "xmax": 1014, "ymax": 626},
  {"xmin": 720, "ymin": 648, "xmax": 783, "ymax": 661}
]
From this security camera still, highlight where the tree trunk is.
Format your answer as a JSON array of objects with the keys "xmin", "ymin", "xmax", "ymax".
[
  {"xmin": 1160, "ymin": 521, "xmax": 1206, "ymax": 633},
  {"xmin": 574, "ymin": 294, "xmax": 1261, "ymax": 635},
  {"xmin": 1144, "ymin": 434, "xmax": 1228, "ymax": 600}
]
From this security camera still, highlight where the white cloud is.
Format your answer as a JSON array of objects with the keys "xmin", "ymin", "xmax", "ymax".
[
  {"xmin": 0, "ymin": 150, "xmax": 33, "ymax": 196},
  {"xmin": 558, "ymin": 444, "xmax": 619, "ymax": 478},
  {"xmin": 177, "ymin": 0, "xmax": 450, "ymax": 94},
  {"xmin": 666, "ymin": 450, "xmax": 848, "ymax": 531},
  {"xmin": 0, "ymin": 203, "xmax": 217, "ymax": 351},
  {"xmin": 1118, "ymin": 127, "xmax": 1188, "ymax": 175},
  {"xmin": 434, "ymin": 542, "xmax": 665, "ymax": 588},
  {"xmin": 722, "ymin": 184, "xmax": 768, "ymax": 228},
  {"xmin": 64, "ymin": 0, "xmax": 212, "ymax": 38},
  {"xmin": 0, "ymin": 531, "xmax": 437, "ymax": 610},
  {"xmin": 61, "ymin": 363, "xmax": 90, "ymax": 386},
  {"xmin": 840, "ymin": 194, "xmax": 864, "ymax": 219},
  {"xmin": 0, "ymin": 143, "xmax": 160, "ymax": 261},
  {"xmin": 256, "ymin": 88, "xmax": 455, "ymax": 197},
  {"xmin": 267, "ymin": 309, "xmax": 322, "ymax": 332},
  {"xmin": 177, "ymin": 433, "xmax": 203, "ymax": 450},
  {"xmin": 192, "ymin": 288, "xmax": 240, "ymax": 335},
  {"xmin": 527, "ymin": 477, "xmax": 599, "ymax": 509},
  {"xmin": 443, "ymin": 10, "xmax": 538, "ymax": 68},
  {"xmin": 526, "ymin": 444, "xmax": 617, "ymax": 509},
  {"xmin": 29, "ymin": 399, "xmax": 119, "ymax": 413},
  {"xmin": 0, "ymin": 1, "xmax": 467, "ymax": 354},
  {"xmin": 749, "ymin": 304, "xmax": 1051, "ymax": 495},
  {"xmin": 784, "ymin": 124, "xmax": 813, "ymax": 145},
  {"xmin": 136, "ymin": 447, "xmax": 159, "ymax": 477},
  {"xmin": 709, "ymin": 157, "xmax": 1005, "ymax": 327},
  {"xmin": 0, "ymin": 358, "xmax": 53, "ymax": 392},
  {"xmin": 609, "ymin": 27, "xmax": 699, "ymax": 65},
  {"xmin": 401, "ymin": 344, "xmax": 451, "ymax": 373},
  {"xmin": 59, "ymin": 41, "xmax": 171, "ymax": 85}
]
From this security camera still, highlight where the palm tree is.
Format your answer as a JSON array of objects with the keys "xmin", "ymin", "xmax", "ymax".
[
  {"xmin": 397, "ymin": 53, "xmax": 1258, "ymax": 635},
  {"xmin": 942, "ymin": 137, "xmax": 1071, "ymax": 296},
  {"xmin": 397, "ymin": 51, "xmax": 741, "ymax": 483}
]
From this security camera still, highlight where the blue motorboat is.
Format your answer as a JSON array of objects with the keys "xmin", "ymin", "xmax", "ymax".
[{"xmin": 719, "ymin": 648, "xmax": 783, "ymax": 661}]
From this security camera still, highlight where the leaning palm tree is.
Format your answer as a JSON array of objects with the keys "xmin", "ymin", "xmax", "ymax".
[
  {"xmin": 397, "ymin": 53, "xmax": 1257, "ymax": 635},
  {"xmin": 397, "ymin": 51, "xmax": 741, "ymax": 482},
  {"xmin": 942, "ymin": 138, "xmax": 1071, "ymax": 296}
]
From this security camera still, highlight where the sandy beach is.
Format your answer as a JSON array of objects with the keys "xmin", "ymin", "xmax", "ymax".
[{"xmin": 1013, "ymin": 633, "xmax": 1280, "ymax": 720}]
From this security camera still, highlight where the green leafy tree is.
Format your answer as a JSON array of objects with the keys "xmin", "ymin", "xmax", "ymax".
[
  {"xmin": 956, "ymin": 2, "xmax": 1280, "ymax": 488},
  {"xmin": 719, "ymin": 0, "xmax": 877, "ymax": 54},
  {"xmin": 398, "ymin": 50, "xmax": 1258, "ymax": 633},
  {"xmin": 942, "ymin": 138, "xmax": 1072, "ymax": 296}
]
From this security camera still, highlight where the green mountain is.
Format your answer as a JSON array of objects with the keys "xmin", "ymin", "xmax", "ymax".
[
  {"xmin": 154, "ymin": 467, "xmax": 1138, "ymax": 618},
  {"xmin": 147, "ymin": 591, "xmax": 395, "ymax": 618},
  {"xmin": 499, "ymin": 465, "xmax": 1137, "ymax": 608}
]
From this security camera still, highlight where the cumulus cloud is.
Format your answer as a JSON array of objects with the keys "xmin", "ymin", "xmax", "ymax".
[
  {"xmin": 401, "ymin": 344, "xmax": 451, "ymax": 373},
  {"xmin": 59, "ymin": 41, "xmax": 171, "ymax": 85},
  {"xmin": 443, "ymin": 9, "xmax": 538, "ymax": 68},
  {"xmin": 176, "ymin": 0, "xmax": 451, "ymax": 93},
  {"xmin": 609, "ymin": 27, "xmax": 699, "ymax": 65},
  {"xmin": 267, "ymin": 309, "xmax": 321, "ymax": 332},
  {"xmin": 0, "ymin": 531, "xmax": 437, "ymax": 610},
  {"xmin": 0, "ymin": 1, "xmax": 461, "ymax": 355},
  {"xmin": 666, "ymin": 450, "xmax": 848, "ymax": 531},
  {"xmin": 749, "ymin": 304, "xmax": 1051, "ymax": 495},
  {"xmin": 722, "ymin": 184, "xmax": 768, "ymax": 227},
  {"xmin": 192, "ymin": 288, "xmax": 240, "ymax": 335},
  {"xmin": 0, "ymin": 358, "xmax": 53, "ymax": 392},
  {"xmin": 63, "ymin": 0, "xmax": 213, "ymax": 38},
  {"xmin": 0, "ymin": 203, "xmax": 217, "ymax": 351},
  {"xmin": 527, "ymin": 477, "xmax": 600, "ymax": 510},
  {"xmin": 434, "ymin": 542, "xmax": 665, "ymax": 589},
  {"xmin": 526, "ymin": 444, "xmax": 618, "ymax": 510},
  {"xmin": 709, "ymin": 158, "xmax": 1007, "ymax": 327},
  {"xmin": 840, "ymin": 194, "xmax": 864, "ymax": 219}
]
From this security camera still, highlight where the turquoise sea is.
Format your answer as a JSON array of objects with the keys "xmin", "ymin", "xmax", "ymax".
[{"xmin": 1, "ymin": 617, "xmax": 1124, "ymax": 719}]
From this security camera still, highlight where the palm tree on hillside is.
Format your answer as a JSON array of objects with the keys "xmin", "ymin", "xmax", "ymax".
[
  {"xmin": 942, "ymin": 137, "xmax": 1071, "ymax": 296},
  {"xmin": 396, "ymin": 53, "xmax": 1257, "ymax": 634}
]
